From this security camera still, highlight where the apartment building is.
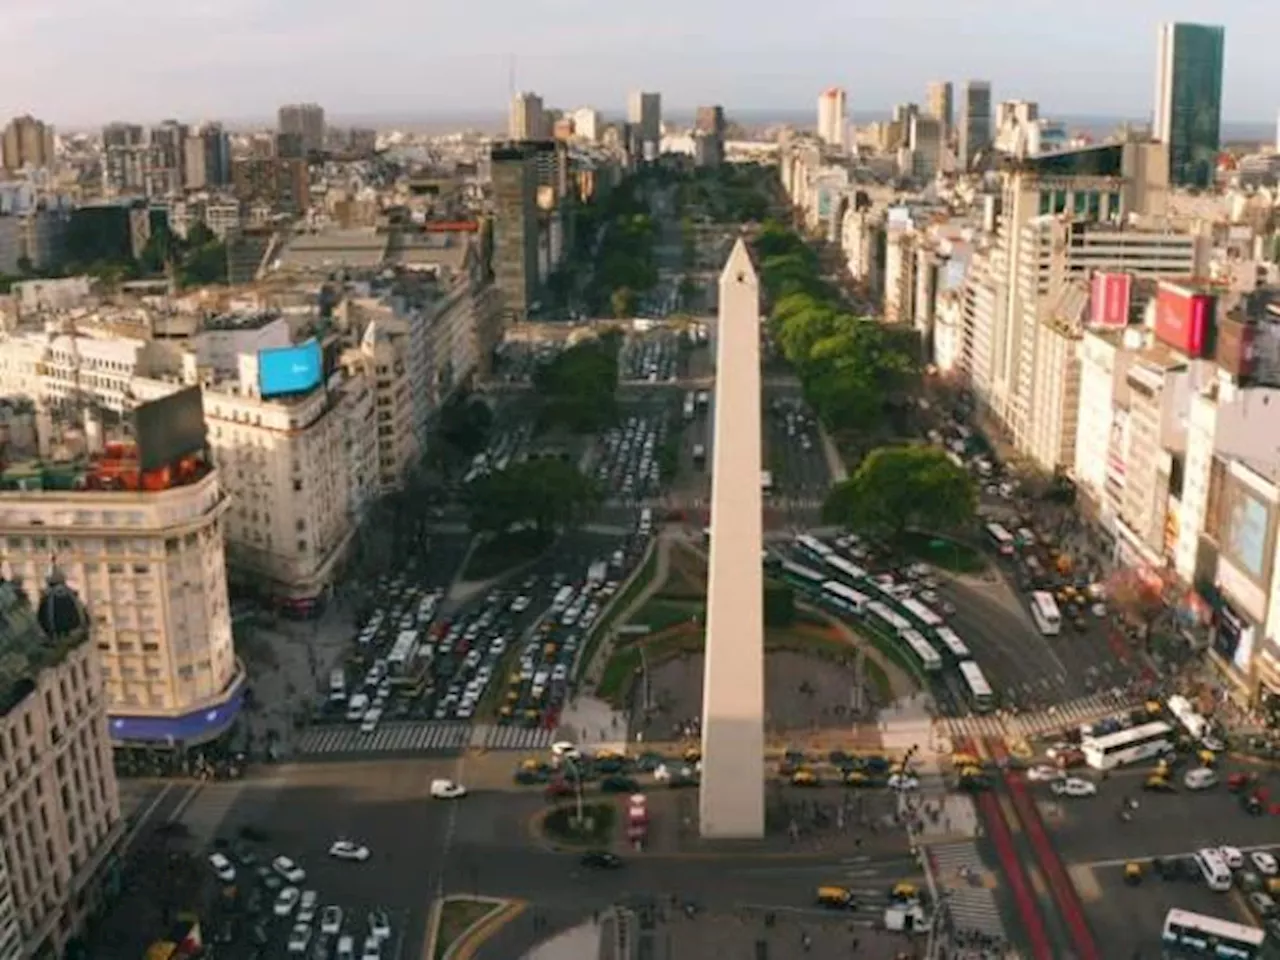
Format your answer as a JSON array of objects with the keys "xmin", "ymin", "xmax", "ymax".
[
  {"xmin": 1, "ymin": 116, "xmax": 55, "ymax": 172},
  {"xmin": 0, "ymin": 577, "xmax": 122, "ymax": 958},
  {"xmin": 277, "ymin": 103, "xmax": 325, "ymax": 155},
  {"xmin": 345, "ymin": 317, "xmax": 419, "ymax": 493}
]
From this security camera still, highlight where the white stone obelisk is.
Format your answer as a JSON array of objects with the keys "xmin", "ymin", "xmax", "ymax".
[{"xmin": 699, "ymin": 237, "xmax": 765, "ymax": 839}]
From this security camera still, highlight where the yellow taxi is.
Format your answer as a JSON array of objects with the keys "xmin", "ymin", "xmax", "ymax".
[
  {"xmin": 791, "ymin": 769, "xmax": 820, "ymax": 787},
  {"xmin": 816, "ymin": 886, "xmax": 856, "ymax": 908},
  {"xmin": 1124, "ymin": 862, "xmax": 1143, "ymax": 885}
]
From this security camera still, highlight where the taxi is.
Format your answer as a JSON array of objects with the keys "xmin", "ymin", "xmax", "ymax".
[
  {"xmin": 1124, "ymin": 862, "xmax": 1143, "ymax": 885},
  {"xmin": 951, "ymin": 752, "xmax": 981, "ymax": 769},
  {"xmin": 816, "ymin": 886, "xmax": 857, "ymax": 909},
  {"xmin": 890, "ymin": 882, "xmax": 920, "ymax": 903},
  {"xmin": 1142, "ymin": 774, "xmax": 1175, "ymax": 793},
  {"xmin": 791, "ymin": 769, "xmax": 820, "ymax": 787}
]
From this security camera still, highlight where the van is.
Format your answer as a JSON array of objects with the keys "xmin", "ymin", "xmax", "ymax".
[{"xmin": 1193, "ymin": 849, "xmax": 1233, "ymax": 891}]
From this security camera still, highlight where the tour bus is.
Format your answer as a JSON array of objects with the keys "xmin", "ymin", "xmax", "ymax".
[
  {"xmin": 1189, "ymin": 852, "xmax": 1237, "ymax": 895},
  {"xmin": 957, "ymin": 660, "xmax": 994, "ymax": 712},
  {"xmin": 820, "ymin": 581, "xmax": 871, "ymax": 616},
  {"xmin": 1162, "ymin": 907, "xmax": 1264, "ymax": 956},
  {"xmin": 1081, "ymin": 721, "xmax": 1175, "ymax": 771},
  {"xmin": 899, "ymin": 629, "xmax": 943, "ymax": 674},
  {"xmin": 795, "ymin": 534, "xmax": 833, "ymax": 563},
  {"xmin": 1029, "ymin": 590, "xmax": 1062, "ymax": 636},
  {"xmin": 934, "ymin": 627, "xmax": 972, "ymax": 663},
  {"xmin": 777, "ymin": 560, "xmax": 827, "ymax": 593},
  {"xmin": 985, "ymin": 523, "xmax": 1016, "ymax": 557},
  {"xmin": 900, "ymin": 597, "xmax": 944, "ymax": 631},
  {"xmin": 823, "ymin": 554, "xmax": 868, "ymax": 585}
]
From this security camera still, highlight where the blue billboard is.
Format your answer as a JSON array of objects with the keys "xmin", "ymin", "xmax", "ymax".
[
  {"xmin": 259, "ymin": 339, "xmax": 323, "ymax": 398},
  {"xmin": 108, "ymin": 676, "xmax": 245, "ymax": 746}
]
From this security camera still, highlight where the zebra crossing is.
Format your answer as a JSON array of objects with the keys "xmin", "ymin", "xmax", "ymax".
[
  {"xmin": 928, "ymin": 841, "xmax": 1008, "ymax": 940},
  {"xmin": 940, "ymin": 692, "xmax": 1139, "ymax": 740},
  {"xmin": 295, "ymin": 722, "xmax": 557, "ymax": 758}
]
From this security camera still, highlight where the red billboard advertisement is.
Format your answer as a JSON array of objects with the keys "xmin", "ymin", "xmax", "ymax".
[
  {"xmin": 1153, "ymin": 284, "xmax": 1214, "ymax": 358},
  {"xmin": 1090, "ymin": 272, "xmax": 1133, "ymax": 327}
]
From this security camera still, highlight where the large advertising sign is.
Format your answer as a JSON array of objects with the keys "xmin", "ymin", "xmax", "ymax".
[
  {"xmin": 1153, "ymin": 284, "xmax": 1214, "ymax": 358},
  {"xmin": 1090, "ymin": 272, "xmax": 1132, "ymax": 327},
  {"xmin": 134, "ymin": 386, "xmax": 207, "ymax": 471},
  {"xmin": 1225, "ymin": 484, "xmax": 1273, "ymax": 582},
  {"xmin": 258, "ymin": 339, "xmax": 323, "ymax": 398}
]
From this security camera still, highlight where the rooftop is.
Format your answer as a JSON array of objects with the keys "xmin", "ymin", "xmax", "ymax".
[
  {"xmin": 203, "ymin": 310, "xmax": 282, "ymax": 333},
  {"xmin": 0, "ymin": 446, "xmax": 213, "ymax": 496},
  {"xmin": 0, "ymin": 579, "xmax": 88, "ymax": 718}
]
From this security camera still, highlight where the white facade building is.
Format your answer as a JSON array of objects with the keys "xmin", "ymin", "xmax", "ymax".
[{"xmin": 817, "ymin": 87, "xmax": 847, "ymax": 150}]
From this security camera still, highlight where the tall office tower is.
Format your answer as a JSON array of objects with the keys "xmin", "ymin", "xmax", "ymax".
[
  {"xmin": 147, "ymin": 119, "xmax": 188, "ymax": 196},
  {"xmin": 183, "ymin": 124, "xmax": 232, "ymax": 190},
  {"xmin": 694, "ymin": 105, "xmax": 727, "ymax": 167},
  {"xmin": 571, "ymin": 107, "xmax": 600, "ymax": 142},
  {"xmin": 958, "ymin": 80, "xmax": 993, "ymax": 171},
  {"xmin": 1153, "ymin": 22, "xmax": 1225, "ymax": 188},
  {"xmin": 1, "ymin": 115, "xmax": 55, "ymax": 172},
  {"xmin": 926, "ymin": 81, "xmax": 954, "ymax": 138},
  {"xmin": 277, "ymin": 103, "xmax": 326, "ymax": 154},
  {"xmin": 695, "ymin": 105, "xmax": 726, "ymax": 137},
  {"xmin": 627, "ymin": 91, "xmax": 662, "ymax": 159},
  {"xmin": 909, "ymin": 114, "xmax": 943, "ymax": 179},
  {"xmin": 817, "ymin": 87, "xmax": 847, "ymax": 149},
  {"xmin": 102, "ymin": 122, "xmax": 147, "ymax": 194},
  {"xmin": 0, "ymin": 576, "xmax": 122, "ymax": 958},
  {"xmin": 509, "ymin": 92, "xmax": 546, "ymax": 140},
  {"xmin": 490, "ymin": 143, "xmax": 539, "ymax": 323}
]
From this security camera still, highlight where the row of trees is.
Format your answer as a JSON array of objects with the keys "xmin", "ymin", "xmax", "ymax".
[
  {"xmin": 464, "ymin": 457, "xmax": 601, "ymax": 537},
  {"xmin": 577, "ymin": 180, "xmax": 659, "ymax": 317},
  {"xmin": 532, "ymin": 333, "xmax": 621, "ymax": 433},
  {"xmin": 823, "ymin": 446, "xmax": 977, "ymax": 540}
]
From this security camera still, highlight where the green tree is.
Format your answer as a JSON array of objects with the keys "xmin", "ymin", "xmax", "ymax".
[
  {"xmin": 533, "ymin": 335, "xmax": 620, "ymax": 433},
  {"xmin": 823, "ymin": 446, "xmax": 976, "ymax": 539},
  {"xmin": 437, "ymin": 392, "xmax": 494, "ymax": 458},
  {"xmin": 464, "ymin": 458, "xmax": 601, "ymax": 536},
  {"xmin": 610, "ymin": 286, "xmax": 637, "ymax": 319}
]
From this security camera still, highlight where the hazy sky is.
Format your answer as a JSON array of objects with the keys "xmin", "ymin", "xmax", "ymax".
[{"xmin": 4, "ymin": 0, "xmax": 1276, "ymax": 126}]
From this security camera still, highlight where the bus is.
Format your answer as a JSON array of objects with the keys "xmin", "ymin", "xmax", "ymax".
[
  {"xmin": 985, "ymin": 523, "xmax": 1016, "ymax": 557},
  {"xmin": 1081, "ymin": 721, "xmax": 1175, "ymax": 771},
  {"xmin": 821, "ymin": 581, "xmax": 871, "ymax": 616},
  {"xmin": 900, "ymin": 629, "xmax": 944, "ymax": 674},
  {"xmin": 1029, "ymin": 590, "xmax": 1062, "ymax": 635},
  {"xmin": 777, "ymin": 560, "xmax": 827, "ymax": 593},
  {"xmin": 957, "ymin": 660, "xmax": 994, "ymax": 712},
  {"xmin": 1162, "ymin": 907, "xmax": 1265, "ymax": 957},
  {"xmin": 1167, "ymin": 694, "xmax": 1210, "ymax": 740},
  {"xmin": 866, "ymin": 601, "xmax": 913, "ymax": 637},
  {"xmin": 934, "ymin": 626, "xmax": 971, "ymax": 662},
  {"xmin": 823, "ymin": 554, "xmax": 868, "ymax": 585},
  {"xmin": 900, "ymin": 597, "xmax": 944, "ymax": 630},
  {"xmin": 795, "ymin": 534, "xmax": 833, "ymax": 563}
]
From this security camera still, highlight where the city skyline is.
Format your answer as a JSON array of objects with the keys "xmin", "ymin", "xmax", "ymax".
[{"xmin": 2, "ymin": 1, "xmax": 1274, "ymax": 126}]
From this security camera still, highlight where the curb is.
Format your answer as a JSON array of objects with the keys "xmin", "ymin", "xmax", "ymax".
[{"xmin": 425, "ymin": 895, "xmax": 526, "ymax": 960}]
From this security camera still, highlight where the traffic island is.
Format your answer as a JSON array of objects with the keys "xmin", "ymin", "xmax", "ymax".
[
  {"xmin": 538, "ymin": 802, "xmax": 617, "ymax": 849},
  {"xmin": 429, "ymin": 896, "xmax": 526, "ymax": 960}
]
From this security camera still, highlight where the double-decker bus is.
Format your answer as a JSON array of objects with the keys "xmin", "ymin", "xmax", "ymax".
[
  {"xmin": 899, "ymin": 629, "xmax": 943, "ymax": 674},
  {"xmin": 820, "ymin": 581, "xmax": 871, "ymax": 616},
  {"xmin": 823, "ymin": 553, "xmax": 868, "ymax": 585},
  {"xmin": 1081, "ymin": 721, "xmax": 1175, "ymax": 771},
  {"xmin": 985, "ymin": 523, "xmax": 1016, "ymax": 557},
  {"xmin": 900, "ymin": 597, "xmax": 944, "ymax": 630},
  {"xmin": 1162, "ymin": 907, "xmax": 1265, "ymax": 957},
  {"xmin": 933, "ymin": 626, "xmax": 971, "ymax": 663},
  {"xmin": 957, "ymin": 660, "xmax": 994, "ymax": 712},
  {"xmin": 1029, "ymin": 590, "xmax": 1062, "ymax": 635},
  {"xmin": 795, "ymin": 534, "xmax": 833, "ymax": 563},
  {"xmin": 777, "ymin": 560, "xmax": 827, "ymax": 593}
]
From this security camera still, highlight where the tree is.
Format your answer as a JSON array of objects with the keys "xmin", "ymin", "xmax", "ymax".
[
  {"xmin": 437, "ymin": 392, "xmax": 493, "ymax": 458},
  {"xmin": 532, "ymin": 335, "xmax": 620, "ymax": 433},
  {"xmin": 464, "ymin": 458, "xmax": 601, "ymax": 536},
  {"xmin": 610, "ymin": 286, "xmax": 637, "ymax": 319},
  {"xmin": 823, "ymin": 446, "xmax": 976, "ymax": 539}
]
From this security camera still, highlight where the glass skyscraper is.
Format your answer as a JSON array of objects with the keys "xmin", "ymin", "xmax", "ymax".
[{"xmin": 1153, "ymin": 22, "xmax": 1225, "ymax": 189}]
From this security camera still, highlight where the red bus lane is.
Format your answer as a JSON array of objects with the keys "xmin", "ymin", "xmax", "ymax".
[
  {"xmin": 986, "ymin": 737, "xmax": 1100, "ymax": 960},
  {"xmin": 952, "ymin": 738, "xmax": 1054, "ymax": 960}
]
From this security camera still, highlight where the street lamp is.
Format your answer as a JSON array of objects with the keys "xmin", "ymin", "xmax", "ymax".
[{"xmin": 563, "ymin": 757, "xmax": 586, "ymax": 828}]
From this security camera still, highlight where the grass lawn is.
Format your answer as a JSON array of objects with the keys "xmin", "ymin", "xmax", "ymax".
[
  {"xmin": 899, "ymin": 530, "xmax": 988, "ymax": 574},
  {"xmin": 630, "ymin": 597, "xmax": 703, "ymax": 632},
  {"xmin": 542, "ymin": 802, "xmax": 617, "ymax": 847},
  {"xmin": 462, "ymin": 529, "xmax": 553, "ymax": 581},
  {"xmin": 434, "ymin": 899, "xmax": 500, "ymax": 960}
]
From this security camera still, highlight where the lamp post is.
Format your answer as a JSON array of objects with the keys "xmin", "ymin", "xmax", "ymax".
[{"xmin": 564, "ymin": 757, "xmax": 585, "ymax": 828}]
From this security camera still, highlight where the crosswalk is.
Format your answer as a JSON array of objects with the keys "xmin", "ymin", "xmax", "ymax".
[
  {"xmin": 940, "ymin": 692, "xmax": 1139, "ymax": 740},
  {"xmin": 172, "ymin": 782, "xmax": 249, "ymax": 845},
  {"xmin": 928, "ymin": 841, "xmax": 1008, "ymax": 940},
  {"xmin": 295, "ymin": 722, "xmax": 556, "ymax": 758}
]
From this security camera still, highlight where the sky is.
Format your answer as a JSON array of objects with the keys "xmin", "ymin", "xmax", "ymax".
[{"xmin": 3, "ymin": 0, "xmax": 1277, "ymax": 127}]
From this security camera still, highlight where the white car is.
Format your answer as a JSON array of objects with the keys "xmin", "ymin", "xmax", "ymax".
[
  {"xmin": 287, "ymin": 923, "xmax": 313, "ymax": 954},
  {"xmin": 321, "ymin": 905, "xmax": 344, "ymax": 936},
  {"xmin": 1183, "ymin": 768, "xmax": 1219, "ymax": 791},
  {"xmin": 297, "ymin": 890, "xmax": 319, "ymax": 925},
  {"xmin": 274, "ymin": 886, "xmax": 301, "ymax": 917},
  {"xmin": 273, "ymin": 855, "xmax": 306, "ymax": 884},
  {"xmin": 1251, "ymin": 852, "xmax": 1279, "ymax": 876},
  {"xmin": 430, "ymin": 778, "xmax": 467, "ymax": 799},
  {"xmin": 361, "ymin": 935, "xmax": 382, "ymax": 960},
  {"xmin": 1220, "ymin": 846, "xmax": 1245, "ymax": 869},
  {"xmin": 367, "ymin": 910, "xmax": 392, "ymax": 943},
  {"xmin": 888, "ymin": 774, "xmax": 920, "ymax": 792},
  {"xmin": 208, "ymin": 852, "xmax": 236, "ymax": 883},
  {"xmin": 1027, "ymin": 765, "xmax": 1064, "ymax": 782},
  {"xmin": 329, "ymin": 840, "xmax": 371, "ymax": 862},
  {"xmin": 1051, "ymin": 778, "xmax": 1098, "ymax": 798},
  {"xmin": 551, "ymin": 741, "xmax": 581, "ymax": 759}
]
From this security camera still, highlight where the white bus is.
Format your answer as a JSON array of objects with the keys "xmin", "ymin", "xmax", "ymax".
[
  {"xmin": 867, "ymin": 601, "xmax": 913, "ymax": 637},
  {"xmin": 777, "ymin": 560, "xmax": 827, "ymax": 592},
  {"xmin": 795, "ymin": 534, "xmax": 833, "ymax": 562},
  {"xmin": 1190, "ymin": 851, "xmax": 1237, "ymax": 895},
  {"xmin": 1081, "ymin": 721, "xmax": 1175, "ymax": 771},
  {"xmin": 821, "ymin": 581, "xmax": 871, "ymax": 616},
  {"xmin": 957, "ymin": 660, "xmax": 994, "ymax": 712},
  {"xmin": 823, "ymin": 554, "xmax": 868, "ymax": 584},
  {"xmin": 985, "ymin": 523, "xmax": 1016, "ymax": 556},
  {"xmin": 934, "ymin": 627, "xmax": 971, "ymax": 662},
  {"xmin": 1029, "ymin": 590, "xmax": 1062, "ymax": 636},
  {"xmin": 900, "ymin": 629, "xmax": 944, "ymax": 674},
  {"xmin": 1167, "ymin": 694, "xmax": 1210, "ymax": 740},
  {"xmin": 900, "ymin": 597, "xmax": 944, "ymax": 630},
  {"xmin": 1162, "ymin": 907, "xmax": 1264, "ymax": 957},
  {"xmin": 387, "ymin": 630, "xmax": 420, "ymax": 675}
]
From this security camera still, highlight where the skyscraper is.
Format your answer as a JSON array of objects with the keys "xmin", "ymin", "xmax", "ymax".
[
  {"xmin": 817, "ymin": 87, "xmax": 847, "ymax": 149},
  {"xmin": 925, "ymin": 81, "xmax": 953, "ymax": 138},
  {"xmin": 277, "ymin": 103, "xmax": 326, "ymax": 155},
  {"xmin": 627, "ymin": 91, "xmax": 662, "ymax": 159},
  {"xmin": 959, "ymin": 81, "xmax": 992, "ymax": 171},
  {"xmin": 1, "ymin": 115, "xmax": 55, "ymax": 172},
  {"xmin": 509, "ymin": 92, "xmax": 546, "ymax": 140},
  {"xmin": 1153, "ymin": 22, "xmax": 1225, "ymax": 188}
]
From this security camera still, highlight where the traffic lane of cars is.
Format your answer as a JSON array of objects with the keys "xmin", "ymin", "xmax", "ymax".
[
  {"xmin": 594, "ymin": 410, "xmax": 669, "ymax": 503},
  {"xmin": 619, "ymin": 334, "xmax": 680, "ymax": 382},
  {"xmin": 763, "ymin": 399, "xmax": 830, "ymax": 498}
]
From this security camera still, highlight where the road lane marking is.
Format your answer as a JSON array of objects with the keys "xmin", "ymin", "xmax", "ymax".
[
  {"xmin": 1077, "ymin": 841, "xmax": 1280, "ymax": 869},
  {"xmin": 121, "ymin": 782, "xmax": 174, "ymax": 853},
  {"xmin": 166, "ymin": 783, "xmax": 201, "ymax": 824}
]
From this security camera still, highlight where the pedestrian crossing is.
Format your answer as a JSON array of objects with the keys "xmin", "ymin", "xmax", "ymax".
[
  {"xmin": 940, "ymin": 692, "xmax": 1140, "ymax": 740},
  {"xmin": 295, "ymin": 722, "xmax": 557, "ymax": 757},
  {"xmin": 172, "ymin": 782, "xmax": 248, "ymax": 845},
  {"xmin": 928, "ymin": 841, "xmax": 1008, "ymax": 940}
]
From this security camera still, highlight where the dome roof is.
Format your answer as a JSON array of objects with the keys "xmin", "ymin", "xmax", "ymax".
[{"xmin": 36, "ymin": 567, "xmax": 87, "ymax": 638}]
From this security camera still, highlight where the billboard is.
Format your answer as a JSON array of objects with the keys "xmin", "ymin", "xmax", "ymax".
[
  {"xmin": 1153, "ymin": 284, "xmax": 1214, "ymax": 358},
  {"xmin": 1223, "ymin": 482, "xmax": 1274, "ymax": 582},
  {"xmin": 1215, "ymin": 317, "xmax": 1258, "ymax": 379},
  {"xmin": 258, "ymin": 339, "xmax": 323, "ymax": 398},
  {"xmin": 1090, "ymin": 272, "xmax": 1132, "ymax": 327},
  {"xmin": 134, "ymin": 386, "xmax": 206, "ymax": 471}
]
